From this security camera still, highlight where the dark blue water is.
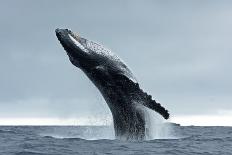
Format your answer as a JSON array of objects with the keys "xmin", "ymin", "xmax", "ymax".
[{"xmin": 0, "ymin": 126, "xmax": 231, "ymax": 155}]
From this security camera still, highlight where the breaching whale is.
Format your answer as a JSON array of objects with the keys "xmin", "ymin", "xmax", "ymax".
[{"xmin": 55, "ymin": 28, "xmax": 170, "ymax": 140}]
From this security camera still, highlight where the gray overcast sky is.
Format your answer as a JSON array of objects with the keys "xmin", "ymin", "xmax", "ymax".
[{"xmin": 0, "ymin": 0, "xmax": 232, "ymax": 125}]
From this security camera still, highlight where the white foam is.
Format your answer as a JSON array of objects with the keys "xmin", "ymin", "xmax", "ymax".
[
  {"xmin": 144, "ymin": 107, "xmax": 176, "ymax": 140},
  {"xmin": 40, "ymin": 125, "xmax": 115, "ymax": 140}
]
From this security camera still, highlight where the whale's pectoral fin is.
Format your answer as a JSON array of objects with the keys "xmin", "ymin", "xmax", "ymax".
[
  {"xmin": 135, "ymin": 88, "xmax": 170, "ymax": 120},
  {"xmin": 142, "ymin": 96, "xmax": 170, "ymax": 119},
  {"xmin": 113, "ymin": 73, "xmax": 170, "ymax": 119}
]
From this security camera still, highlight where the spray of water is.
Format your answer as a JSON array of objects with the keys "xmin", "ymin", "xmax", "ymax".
[
  {"xmin": 40, "ymin": 108, "xmax": 176, "ymax": 140},
  {"xmin": 144, "ymin": 107, "xmax": 175, "ymax": 140}
]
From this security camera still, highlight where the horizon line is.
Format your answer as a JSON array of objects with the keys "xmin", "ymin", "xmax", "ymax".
[{"xmin": 0, "ymin": 115, "xmax": 232, "ymax": 126}]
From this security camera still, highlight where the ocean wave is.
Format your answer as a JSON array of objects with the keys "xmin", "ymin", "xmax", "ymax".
[
  {"xmin": 0, "ymin": 129, "xmax": 17, "ymax": 134},
  {"xmin": 15, "ymin": 151, "xmax": 51, "ymax": 155},
  {"xmin": 41, "ymin": 134, "xmax": 116, "ymax": 142},
  {"xmin": 42, "ymin": 135, "xmax": 84, "ymax": 141}
]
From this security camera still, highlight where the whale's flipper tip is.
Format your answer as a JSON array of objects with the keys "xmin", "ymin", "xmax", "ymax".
[
  {"xmin": 150, "ymin": 101, "xmax": 170, "ymax": 119},
  {"xmin": 141, "ymin": 92, "xmax": 170, "ymax": 120}
]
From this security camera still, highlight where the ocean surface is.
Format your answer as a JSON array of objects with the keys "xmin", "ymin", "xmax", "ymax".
[{"xmin": 0, "ymin": 125, "xmax": 232, "ymax": 155}]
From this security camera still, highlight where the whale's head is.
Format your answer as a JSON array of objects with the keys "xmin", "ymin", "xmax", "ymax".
[
  {"xmin": 55, "ymin": 28, "xmax": 93, "ymax": 68},
  {"xmin": 55, "ymin": 28, "xmax": 137, "ymax": 82}
]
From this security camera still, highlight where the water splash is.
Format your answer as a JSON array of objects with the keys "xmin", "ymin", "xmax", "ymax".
[
  {"xmin": 40, "ymin": 125, "xmax": 115, "ymax": 140},
  {"xmin": 40, "ymin": 110, "xmax": 178, "ymax": 141},
  {"xmin": 144, "ymin": 107, "xmax": 175, "ymax": 140}
]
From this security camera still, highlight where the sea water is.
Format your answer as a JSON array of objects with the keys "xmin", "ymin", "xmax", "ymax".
[{"xmin": 0, "ymin": 125, "xmax": 232, "ymax": 155}]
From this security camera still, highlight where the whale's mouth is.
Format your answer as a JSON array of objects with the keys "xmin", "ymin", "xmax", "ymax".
[
  {"xmin": 55, "ymin": 28, "xmax": 89, "ymax": 56},
  {"xmin": 55, "ymin": 28, "xmax": 90, "ymax": 67},
  {"xmin": 55, "ymin": 29, "xmax": 81, "ymax": 45}
]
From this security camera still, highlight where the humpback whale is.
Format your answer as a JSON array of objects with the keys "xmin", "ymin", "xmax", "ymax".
[{"xmin": 55, "ymin": 28, "xmax": 170, "ymax": 140}]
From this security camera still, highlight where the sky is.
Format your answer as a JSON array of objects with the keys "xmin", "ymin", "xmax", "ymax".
[{"xmin": 0, "ymin": 0, "xmax": 232, "ymax": 126}]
